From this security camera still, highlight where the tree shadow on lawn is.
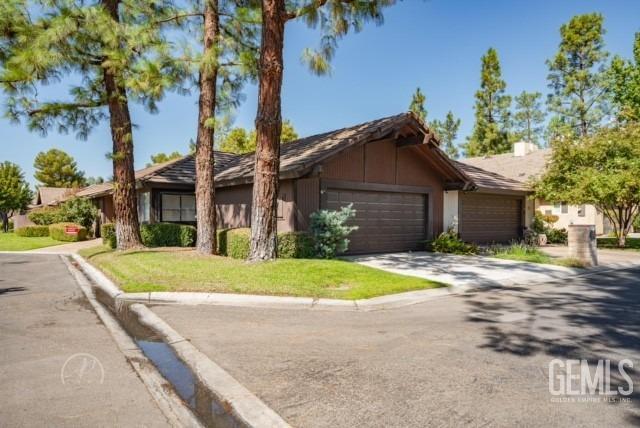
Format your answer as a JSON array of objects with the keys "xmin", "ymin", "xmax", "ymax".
[{"xmin": 462, "ymin": 266, "xmax": 640, "ymax": 415}]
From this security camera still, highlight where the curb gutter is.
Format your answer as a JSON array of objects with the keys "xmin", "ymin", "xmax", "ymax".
[
  {"xmin": 61, "ymin": 256, "xmax": 203, "ymax": 428},
  {"xmin": 67, "ymin": 254, "xmax": 291, "ymax": 428}
]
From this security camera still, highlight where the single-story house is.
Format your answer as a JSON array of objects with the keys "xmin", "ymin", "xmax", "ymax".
[
  {"xmin": 73, "ymin": 113, "xmax": 532, "ymax": 254},
  {"xmin": 460, "ymin": 142, "xmax": 613, "ymax": 236},
  {"xmin": 13, "ymin": 186, "xmax": 75, "ymax": 229}
]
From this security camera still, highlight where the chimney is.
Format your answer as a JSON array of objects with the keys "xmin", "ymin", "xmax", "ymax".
[{"xmin": 513, "ymin": 141, "xmax": 538, "ymax": 157}]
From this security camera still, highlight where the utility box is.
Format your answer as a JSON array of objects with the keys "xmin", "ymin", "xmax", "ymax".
[{"xmin": 568, "ymin": 225, "xmax": 598, "ymax": 267}]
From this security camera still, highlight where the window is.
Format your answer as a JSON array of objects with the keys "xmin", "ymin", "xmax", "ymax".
[
  {"xmin": 553, "ymin": 202, "xmax": 569, "ymax": 215},
  {"xmin": 578, "ymin": 205, "xmax": 586, "ymax": 217},
  {"xmin": 138, "ymin": 192, "xmax": 150, "ymax": 223},
  {"xmin": 161, "ymin": 193, "xmax": 196, "ymax": 222}
]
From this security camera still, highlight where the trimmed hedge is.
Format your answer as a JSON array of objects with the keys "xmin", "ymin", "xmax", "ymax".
[
  {"xmin": 216, "ymin": 228, "xmax": 315, "ymax": 259},
  {"xmin": 278, "ymin": 232, "xmax": 315, "ymax": 258},
  {"xmin": 15, "ymin": 225, "xmax": 50, "ymax": 237},
  {"xmin": 28, "ymin": 206, "xmax": 62, "ymax": 225},
  {"xmin": 49, "ymin": 223, "xmax": 88, "ymax": 242},
  {"xmin": 140, "ymin": 223, "xmax": 196, "ymax": 247},
  {"xmin": 226, "ymin": 228, "xmax": 251, "ymax": 259},
  {"xmin": 101, "ymin": 223, "xmax": 116, "ymax": 249}
]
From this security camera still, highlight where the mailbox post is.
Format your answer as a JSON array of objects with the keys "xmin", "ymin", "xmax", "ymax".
[{"xmin": 568, "ymin": 225, "xmax": 598, "ymax": 267}]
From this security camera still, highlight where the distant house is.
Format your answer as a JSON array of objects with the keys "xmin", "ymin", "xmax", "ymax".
[
  {"xmin": 13, "ymin": 187, "xmax": 76, "ymax": 229},
  {"xmin": 460, "ymin": 141, "xmax": 611, "ymax": 235},
  {"xmin": 72, "ymin": 113, "xmax": 533, "ymax": 253}
]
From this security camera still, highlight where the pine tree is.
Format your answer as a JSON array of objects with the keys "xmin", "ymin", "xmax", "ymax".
[
  {"xmin": 34, "ymin": 149, "xmax": 86, "ymax": 187},
  {"xmin": 0, "ymin": 0, "xmax": 182, "ymax": 249},
  {"xmin": 156, "ymin": 0, "xmax": 259, "ymax": 254},
  {"xmin": 146, "ymin": 151, "xmax": 182, "ymax": 167},
  {"xmin": 409, "ymin": 87, "xmax": 427, "ymax": 122},
  {"xmin": 463, "ymin": 48, "xmax": 512, "ymax": 157},
  {"xmin": 431, "ymin": 111, "xmax": 461, "ymax": 159},
  {"xmin": 547, "ymin": 13, "xmax": 609, "ymax": 137},
  {"xmin": 609, "ymin": 32, "xmax": 640, "ymax": 122},
  {"xmin": 248, "ymin": 0, "xmax": 396, "ymax": 261},
  {"xmin": 513, "ymin": 91, "xmax": 546, "ymax": 146}
]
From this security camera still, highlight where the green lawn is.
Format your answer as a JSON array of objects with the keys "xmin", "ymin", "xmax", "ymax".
[
  {"xmin": 0, "ymin": 232, "xmax": 66, "ymax": 251},
  {"xmin": 491, "ymin": 244, "xmax": 586, "ymax": 268},
  {"xmin": 78, "ymin": 246, "xmax": 445, "ymax": 300},
  {"xmin": 598, "ymin": 237, "xmax": 640, "ymax": 251}
]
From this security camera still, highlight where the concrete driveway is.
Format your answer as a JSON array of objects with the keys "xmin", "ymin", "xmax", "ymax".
[
  {"xmin": 152, "ymin": 266, "xmax": 640, "ymax": 427},
  {"xmin": 346, "ymin": 251, "xmax": 581, "ymax": 289}
]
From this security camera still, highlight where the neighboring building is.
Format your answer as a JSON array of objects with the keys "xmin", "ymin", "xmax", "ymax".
[
  {"xmin": 72, "ymin": 113, "xmax": 531, "ymax": 254},
  {"xmin": 460, "ymin": 142, "xmax": 610, "ymax": 235},
  {"xmin": 13, "ymin": 187, "xmax": 75, "ymax": 229}
]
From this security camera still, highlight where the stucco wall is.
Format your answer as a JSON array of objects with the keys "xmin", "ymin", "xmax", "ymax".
[{"xmin": 536, "ymin": 200, "xmax": 605, "ymax": 235}]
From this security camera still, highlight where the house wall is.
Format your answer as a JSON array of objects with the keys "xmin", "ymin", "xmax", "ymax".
[
  {"xmin": 536, "ymin": 200, "xmax": 605, "ymax": 235},
  {"xmin": 317, "ymin": 139, "xmax": 446, "ymax": 236},
  {"xmin": 443, "ymin": 191, "xmax": 459, "ymax": 233}
]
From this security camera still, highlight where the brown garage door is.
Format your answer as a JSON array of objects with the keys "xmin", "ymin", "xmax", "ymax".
[
  {"xmin": 459, "ymin": 192, "xmax": 523, "ymax": 243},
  {"xmin": 324, "ymin": 188, "xmax": 427, "ymax": 254}
]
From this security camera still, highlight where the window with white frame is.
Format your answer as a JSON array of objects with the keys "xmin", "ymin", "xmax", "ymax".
[
  {"xmin": 553, "ymin": 202, "xmax": 568, "ymax": 215},
  {"xmin": 161, "ymin": 193, "xmax": 196, "ymax": 222}
]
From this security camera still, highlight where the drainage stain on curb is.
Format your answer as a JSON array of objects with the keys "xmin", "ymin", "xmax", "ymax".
[{"xmin": 116, "ymin": 304, "xmax": 235, "ymax": 428}]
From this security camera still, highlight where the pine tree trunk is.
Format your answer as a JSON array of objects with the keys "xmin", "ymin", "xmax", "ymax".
[
  {"xmin": 103, "ymin": 0, "xmax": 142, "ymax": 250},
  {"xmin": 248, "ymin": 0, "xmax": 285, "ymax": 261},
  {"xmin": 195, "ymin": 0, "xmax": 219, "ymax": 255},
  {"xmin": 1, "ymin": 212, "xmax": 8, "ymax": 233}
]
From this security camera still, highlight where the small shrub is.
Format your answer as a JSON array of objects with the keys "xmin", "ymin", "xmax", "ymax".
[
  {"xmin": 15, "ymin": 225, "xmax": 50, "ymax": 237},
  {"xmin": 426, "ymin": 229, "xmax": 478, "ymax": 255},
  {"xmin": 278, "ymin": 232, "xmax": 315, "ymax": 258},
  {"xmin": 217, "ymin": 228, "xmax": 229, "ymax": 255},
  {"xmin": 227, "ymin": 228, "xmax": 251, "ymax": 259},
  {"xmin": 310, "ymin": 204, "xmax": 358, "ymax": 259},
  {"xmin": 28, "ymin": 206, "xmax": 63, "ymax": 225},
  {"xmin": 57, "ymin": 198, "xmax": 98, "ymax": 230},
  {"xmin": 140, "ymin": 223, "xmax": 196, "ymax": 247},
  {"xmin": 49, "ymin": 223, "xmax": 87, "ymax": 242},
  {"xmin": 546, "ymin": 228, "xmax": 568, "ymax": 244},
  {"xmin": 531, "ymin": 212, "xmax": 546, "ymax": 235},
  {"xmin": 542, "ymin": 213, "xmax": 559, "ymax": 227},
  {"xmin": 101, "ymin": 223, "xmax": 116, "ymax": 249}
]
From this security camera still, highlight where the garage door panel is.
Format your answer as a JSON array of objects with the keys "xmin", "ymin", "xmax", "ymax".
[
  {"xmin": 460, "ymin": 193, "xmax": 522, "ymax": 243},
  {"xmin": 325, "ymin": 188, "xmax": 427, "ymax": 254}
]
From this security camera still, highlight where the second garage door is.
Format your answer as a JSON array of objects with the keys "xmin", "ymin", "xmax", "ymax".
[
  {"xmin": 324, "ymin": 188, "xmax": 427, "ymax": 254},
  {"xmin": 459, "ymin": 192, "xmax": 523, "ymax": 243}
]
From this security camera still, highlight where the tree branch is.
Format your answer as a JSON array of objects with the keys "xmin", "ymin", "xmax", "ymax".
[
  {"xmin": 155, "ymin": 12, "xmax": 204, "ymax": 25},
  {"xmin": 27, "ymin": 101, "xmax": 104, "ymax": 116}
]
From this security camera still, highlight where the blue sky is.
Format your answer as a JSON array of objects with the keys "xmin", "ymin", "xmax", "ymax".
[{"xmin": 2, "ymin": 0, "xmax": 639, "ymax": 186}]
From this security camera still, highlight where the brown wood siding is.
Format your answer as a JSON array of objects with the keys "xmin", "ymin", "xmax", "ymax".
[
  {"xmin": 277, "ymin": 180, "xmax": 295, "ymax": 232},
  {"xmin": 324, "ymin": 187, "xmax": 427, "ymax": 254},
  {"xmin": 216, "ymin": 184, "xmax": 252, "ymax": 229},
  {"xmin": 294, "ymin": 177, "xmax": 320, "ymax": 230},
  {"xmin": 459, "ymin": 192, "xmax": 524, "ymax": 243},
  {"xmin": 319, "ymin": 141, "xmax": 445, "ymax": 237},
  {"xmin": 322, "ymin": 145, "xmax": 365, "ymax": 181}
]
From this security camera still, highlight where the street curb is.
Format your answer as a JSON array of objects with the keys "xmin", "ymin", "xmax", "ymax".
[
  {"xmin": 60, "ymin": 255, "xmax": 203, "ymax": 428},
  {"xmin": 67, "ymin": 254, "xmax": 291, "ymax": 428},
  {"xmin": 118, "ymin": 286, "xmax": 455, "ymax": 311},
  {"xmin": 129, "ymin": 303, "xmax": 292, "ymax": 428}
]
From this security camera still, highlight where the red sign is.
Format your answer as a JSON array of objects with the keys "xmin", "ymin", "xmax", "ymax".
[{"xmin": 65, "ymin": 226, "xmax": 80, "ymax": 235}]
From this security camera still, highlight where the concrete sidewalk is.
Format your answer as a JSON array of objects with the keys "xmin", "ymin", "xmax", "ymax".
[
  {"xmin": 0, "ymin": 253, "xmax": 169, "ymax": 427},
  {"xmin": 346, "ymin": 251, "xmax": 583, "ymax": 289},
  {"xmin": 25, "ymin": 238, "xmax": 103, "ymax": 254}
]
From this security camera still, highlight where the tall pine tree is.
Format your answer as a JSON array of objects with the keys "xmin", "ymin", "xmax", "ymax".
[
  {"xmin": 512, "ymin": 91, "xmax": 546, "ymax": 146},
  {"xmin": 463, "ymin": 48, "xmax": 512, "ymax": 157},
  {"xmin": 547, "ymin": 13, "xmax": 609, "ymax": 138},
  {"xmin": 248, "ymin": 0, "xmax": 396, "ymax": 261},
  {"xmin": 1, "ymin": 0, "xmax": 182, "ymax": 249},
  {"xmin": 408, "ymin": 87, "xmax": 427, "ymax": 122},
  {"xmin": 34, "ymin": 149, "xmax": 87, "ymax": 187},
  {"xmin": 609, "ymin": 32, "xmax": 640, "ymax": 122},
  {"xmin": 431, "ymin": 111, "xmax": 461, "ymax": 159}
]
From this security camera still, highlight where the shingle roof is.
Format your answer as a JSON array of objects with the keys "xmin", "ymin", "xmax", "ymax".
[
  {"xmin": 460, "ymin": 148, "xmax": 551, "ymax": 184},
  {"xmin": 454, "ymin": 161, "xmax": 531, "ymax": 192},
  {"xmin": 34, "ymin": 187, "xmax": 74, "ymax": 206},
  {"xmin": 73, "ymin": 113, "xmax": 530, "ymax": 198}
]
